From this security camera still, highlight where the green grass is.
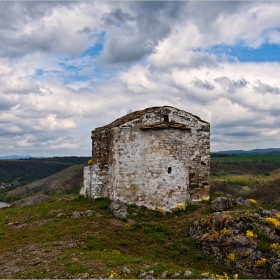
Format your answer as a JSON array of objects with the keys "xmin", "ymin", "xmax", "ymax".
[{"xmin": 0, "ymin": 195, "xmax": 225, "ymax": 279}]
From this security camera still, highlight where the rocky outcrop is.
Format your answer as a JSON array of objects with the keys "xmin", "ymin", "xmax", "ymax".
[
  {"xmin": 211, "ymin": 197, "xmax": 236, "ymax": 212},
  {"xmin": 71, "ymin": 210, "xmax": 95, "ymax": 217},
  {"xmin": 109, "ymin": 201, "xmax": 128, "ymax": 219},
  {"xmin": 211, "ymin": 196, "xmax": 255, "ymax": 212},
  {"xmin": 190, "ymin": 207, "xmax": 280, "ymax": 278}
]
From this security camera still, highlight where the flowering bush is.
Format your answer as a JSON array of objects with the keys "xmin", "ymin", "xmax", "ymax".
[
  {"xmin": 124, "ymin": 224, "xmax": 132, "ymax": 231},
  {"xmin": 200, "ymin": 196, "xmax": 210, "ymax": 203},
  {"xmin": 266, "ymin": 217, "xmax": 280, "ymax": 227},
  {"xmin": 202, "ymin": 272, "xmax": 238, "ymax": 279},
  {"xmin": 275, "ymin": 213, "xmax": 280, "ymax": 219},
  {"xmin": 246, "ymin": 230, "xmax": 257, "ymax": 239},
  {"xmin": 270, "ymin": 243, "xmax": 280, "ymax": 250},
  {"xmin": 246, "ymin": 198, "xmax": 257, "ymax": 205},
  {"xmin": 112, "ymin": 250, "xmax": 121, "ymax": 255},
  {"xmin": 154, "ymin": 206, "xmax": 164, "ymax": 213},
  {"xmin": 201, "ymin": 272, "xmax": 210, "ymax": 277},
  {"xmin": 221, "ymin": 227, "xmax": 231, "ymax": 236},
  {"xmin": 109, "ymin": 270, "xmax": 119, "ymax": 278},
  {"xmin": 225, "ymin": 252, "xmax": 237, "ymax": 265},
  {"xmin": 175, "ymin": 203, "xmax": 186, "ymax": 211},
  {"xmin": 255, "ymin": 258, "xmax": 267, "ymax": 266},
  {"xmin": 215, "ymin": 272, "xmax": 229, "ymax": 280}
]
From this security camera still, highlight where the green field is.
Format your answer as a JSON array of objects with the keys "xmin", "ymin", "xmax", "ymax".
[
  {"xmin": 210, "ymin": 154, "xmax": 280, "ymax": 207},
  {"xmin": 211, "ymin": 154, "xmax": 280, "ymax": 163}
]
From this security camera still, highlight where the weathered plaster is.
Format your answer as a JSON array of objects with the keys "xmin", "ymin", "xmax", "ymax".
[{"xmin": 80, "ymin": 106, "xmax": 210, "ymax": 211}]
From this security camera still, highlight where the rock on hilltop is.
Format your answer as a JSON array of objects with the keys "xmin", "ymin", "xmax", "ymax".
[{"xmin": 190, "ymin": 204, "xmax": 280, "ymax": 278}]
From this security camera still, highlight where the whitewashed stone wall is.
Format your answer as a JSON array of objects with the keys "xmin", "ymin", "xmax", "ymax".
[{"xmin": 80, "ymin": 106, "xmax": 210, "ymax": 211}]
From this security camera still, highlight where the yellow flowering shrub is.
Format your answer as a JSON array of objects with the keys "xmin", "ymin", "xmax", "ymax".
[
  {"xmin": 266, "ymin": 217, "xmax": 280, "ymax": 227},
  {"xmin": 112, "ymin": 250, "xmax": 121, "ymax": 255},
  {"xmin": 255, "ymin": 258, "xmax": 267, "ymax": 266},
  {"xmin": 246, "ymin": 230, "xmax": 257, "ymax": 239},
  {"xmin": 242, "ymin": 212, "xmax": 253, "ymax": 217},
  {"xmin": 221, "ymin": 227, "xmax": 231, "ymax": 235},
  {"xmin": 233, "ymin": 274, "xmax": 238, "ymax": 279},
  {"xmin": 225, "ymin": 252, "xmax": 238, "ymax": 265},
  {"xmin": 215, "ymin": 272, "xmax": 229, "ymax": 280},
  {"xmin": 200, "ymin": 196, "xmax": 210, "ymax": 203},
  {"xmin": 246, "ymin": 198, "xmax": 257, "ymax": 205},
  {"xmin": 201, "ymin": 272, "xmax": 210, "ymax": 277},
  {"xmin": 154, "ymin": 206, "xmax": 164, "ymax": 213},
  {"xmin": 271, "ymin": 243, "xmax": 280, "ymax": 250},
  {"xmin": 87, "ymin": 159, "xmax": 93, "ymax": 165},
  {"xmin": 175, "ymin": 203, "xmax": 186, "ymax": 211},
  {"xmin": 109, "ymin": 270, "xmax": 119, "ymax": 278},
  {"xmin": 124, "ymin": 224, "xmax": 132, "ymax": 231},
  {"xmin": 275, "ymin": 213, "xmax": 280, "ymax": 219}
]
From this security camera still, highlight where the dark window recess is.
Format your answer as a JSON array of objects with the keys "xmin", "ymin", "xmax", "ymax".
[
  {"xmin": 164, "ymin": 115, "xmax": 169, "ymax": 122},
  {"xmin": 168, "ymin": 167, "xmax": 172, "ymax": 174}
]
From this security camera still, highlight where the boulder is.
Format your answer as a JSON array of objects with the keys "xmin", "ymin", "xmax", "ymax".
[
  {"xmin": 160, "ymin": 271, "xmax": 169, "ymax": 278},
  {"xmin": 212, "ymin": 197, "xmax": 235, "ymax": 212},
  {"xmin": 122, "ymin": 267, "xmax": 133, "ymax": 274},
  {"xmin": 109, "ymin": 201, "xmax": 128, "ymax": 219},
  {"xmin": 183, "ymin": 270, "xmax": 192, "ymax": 277}
]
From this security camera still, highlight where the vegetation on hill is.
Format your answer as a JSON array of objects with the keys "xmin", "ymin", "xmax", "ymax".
[
  {"xmin": 0, "ymin": 196, "xmax": 223, "ymax": 279},
  {"xmin": 210, "ymin": 154, "xmax": 280, "ymax": 209},
  {"xmin": 0, "ymin": 157, "xmax": 90, "ymax": 200},
  {"xmin": 0, "ymin": 164, "xmax": 84, "ymax": 203},
  {"xmin": 211, "ymin": 154, "xmax": 280, "ymax": 163},
  {"xmin": 0, "ymin": 156, "xmax": 90, "ymax": 185},
  {"xmin": 1, "ymin": 153, "xmax": 280, "ymax": 278}
]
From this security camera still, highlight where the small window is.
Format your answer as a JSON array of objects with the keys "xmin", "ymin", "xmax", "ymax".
[
  {"xmin": 168, "ymin": 167, "xmax": 172, "ymax": 174},
  {"xmin": 164, "ymin": 115, "xmax": 169, "ymax": 122}
]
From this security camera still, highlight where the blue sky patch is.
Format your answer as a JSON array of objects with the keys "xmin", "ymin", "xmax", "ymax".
[
  {"xmin": 83, "ymin": 32, "xmax": 105, "ymax": 57},
  {"xmin": 83, "ymin": 43, "xmax": 104, "ymax": 57},
  {"xmin": 198, "ymin": 42, "xmax": 280, "ymax": 63}
]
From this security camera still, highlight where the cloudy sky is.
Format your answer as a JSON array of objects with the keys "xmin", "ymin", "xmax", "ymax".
[{"xmin": 1, "ymin": 1, "xmax": 280, "ymax": 156}]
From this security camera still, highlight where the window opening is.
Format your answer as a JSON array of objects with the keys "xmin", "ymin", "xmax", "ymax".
[
  {"xmin": 168, "ymin": 167, "xmax": 172, "ymax": 174},
  {"xmin": 164, "ymin": 115, "xmax": 169, "ymax": 122}
]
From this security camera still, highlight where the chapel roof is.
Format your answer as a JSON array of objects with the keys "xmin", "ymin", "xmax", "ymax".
[{"xmin": 92, "ymin": 106, "xmax": 208, "ymax": 133}]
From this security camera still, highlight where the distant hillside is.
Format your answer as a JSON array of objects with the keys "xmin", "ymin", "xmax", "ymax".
[
  {"xmin": 6, "ymin": 164, "xmax": 84, "ymax": 204},
  {"xmin": 212, "ymin": 148, "xmax": 280, "ymax": 155},
  {"xmin": 0, "ymin": 157, "xmax": 90, "ymax": 196}
]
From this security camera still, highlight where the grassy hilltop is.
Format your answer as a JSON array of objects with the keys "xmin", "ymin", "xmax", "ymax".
[
  {"xmin": 1, "ymin": 153, "xmax": 280, "ymax": 278},
  {"xmin": 0, "ymin": 196, "xmax": 217, "ymax": 279}
]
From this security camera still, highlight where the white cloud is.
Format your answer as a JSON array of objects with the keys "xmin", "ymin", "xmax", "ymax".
[{"xmin": 1, "ymin": 1, "xmax": 280, "ymax": 156}]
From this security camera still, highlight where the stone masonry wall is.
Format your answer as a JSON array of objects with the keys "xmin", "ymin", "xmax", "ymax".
[{"xmin": 108, "ymin": 127, "xmax": 190, "ymax": 211}]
